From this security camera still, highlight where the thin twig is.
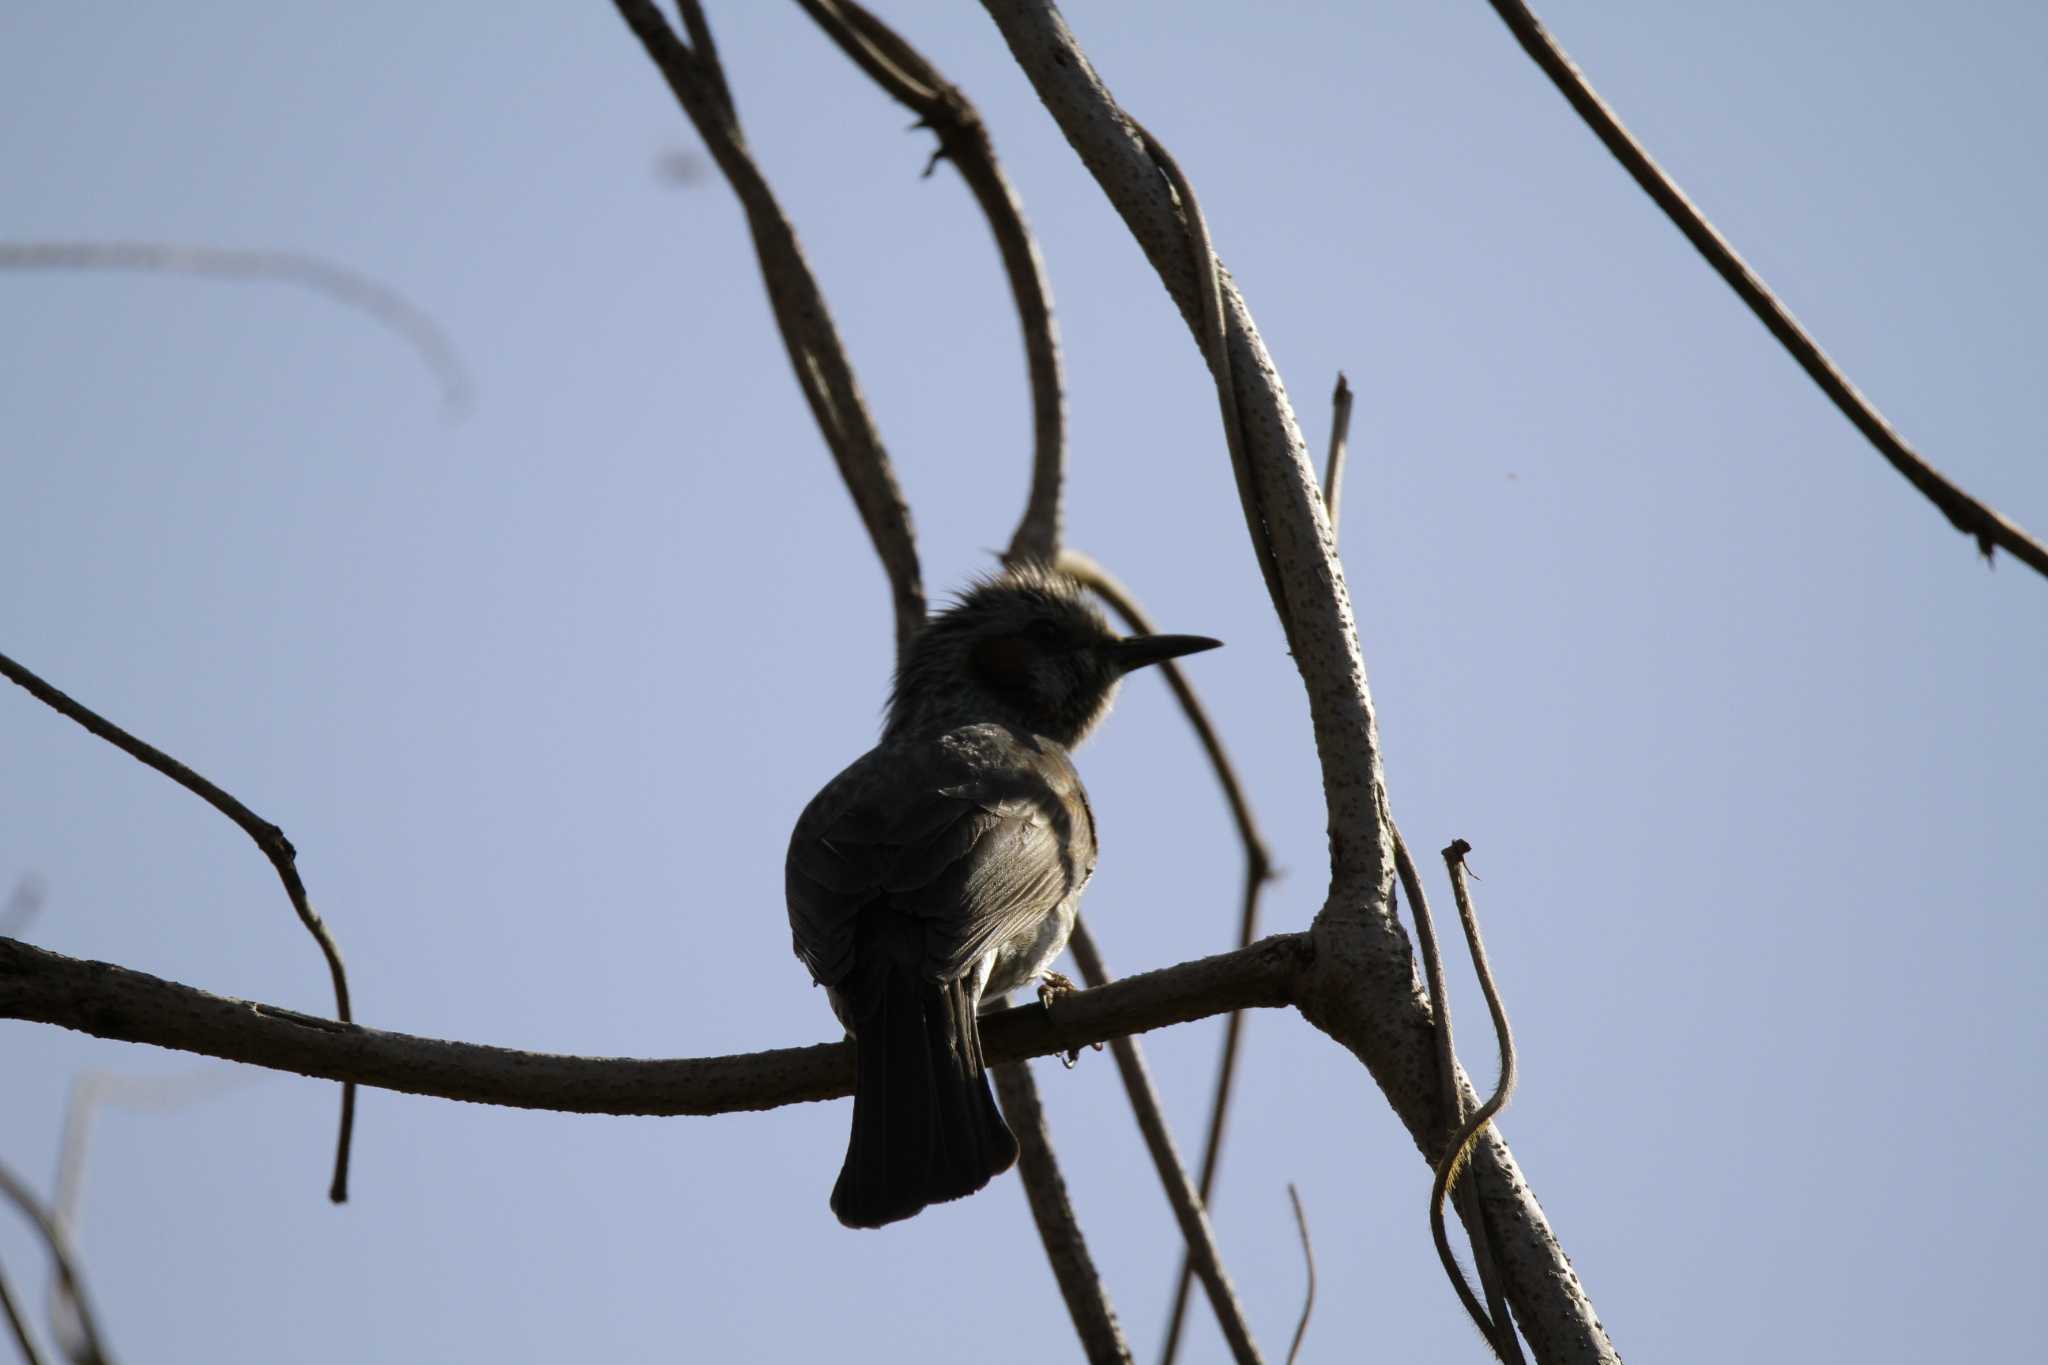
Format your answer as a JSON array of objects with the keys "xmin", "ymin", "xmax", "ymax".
[
  {"xmin": 1392, "ymin": 828, "xmax": 1498, "ymax": 1349},
  {"xmin": 611, "ymin": 0, "xmax": 927, "ymax": 662},
  {"xmin": 1067, "ymin": 920, "xmax": 1267, "ymax": 1365},
  {"xmin": 0, "ymin": 650, "xmax": 357, "ymax": 1204},
  {"xmin": 792, "ymin": 0, "xmax": 1067, "ymax": 566},
  {"xmin": 53, "ymin": 1069, "xmax": 255, "ymax": 1230},
  {"xmin": 1481, "ymin": 0, "xmax": 2047, "ymax": 578},
  {"xmin": 0, "ymin": 1166, "xmax": 111, "ymax": 1365},
  {"xmin": 1433, "ymin": 842, "xmax": 1522, "ymax": 1344},
  {"xmin": 1124, "ymin": 122, "xmax": 1296, "ymax": 650},
  {"xmin": 0, "ymin": 1260, "xmax": 49, "ymax": 1365},
  {"xmin": 1284, "ymin": 1184, "xmax": 1315, "ymax": 1365},
  {"xmin": 1322, "ymin": 373, "xmax": 1354, "ymax": 544},
  {"xmin": 1056, "ymin": 550, "xmax": 1277, "ymax": 1365},
  {"xmin": 991, "ymin": 1060, "xmax": 1134, "ymax": 1364},
  {"xmin": 0, "ymin": 241, "xmax": 472, "ymax": 415}
]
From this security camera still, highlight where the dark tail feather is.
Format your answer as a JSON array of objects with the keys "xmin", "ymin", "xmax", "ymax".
[{"xmin": 831, "ymin": 969, "xmax": 1019, "ymax": 1229}]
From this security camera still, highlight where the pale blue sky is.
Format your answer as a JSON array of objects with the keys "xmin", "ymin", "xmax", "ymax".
[{"xmin": 3, "ymin": 3, "xmax": 2044, "ymax": 1361}]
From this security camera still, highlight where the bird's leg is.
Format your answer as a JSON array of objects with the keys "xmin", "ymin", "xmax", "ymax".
[{"xmin": 1036, "ymin": 971, "xmax": 1099, "ymax": 1068}]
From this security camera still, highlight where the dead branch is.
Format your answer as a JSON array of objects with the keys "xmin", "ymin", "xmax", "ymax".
[
  {"xmin": 0, "ymin": 1260, "xmax": 48, "ymax": 1365},
  {"xmin": 0, "ymin": 651, "xmax": 357, "ymax": 1205},
  {"xmin": 976, "ymin": 4, "xmax": 1613, "ymax": 1357},
  {"xmin": 992, "ymin": 1061, "xmax": 1134, "ymax": 1365},
  {"xmin": 612, "ymin": 0, "xmax": 926, "ymax": 661},
  {"xmin": 1284, "ymin": 1184, "xmax": 1315, "ymax": 1365},
  {"xmin": 0, "ymin": 933, "xmax": 1306, "ymax": 1116},
  {"xmin": 792, "ymin": 0, "xmax": 1067, "ymax": 565},
  {"xmin": 1322, "ymin": 373, "xmax": 1355, "ymax": 543},
  {"xmin": 1057, "ymin": 548, "xmax": 1276, "ymax": 1365},
  {"xmin": 0, "ymin": 241, "xmax": 471, "ymax": 415},
  {"xmin": 1481, "ymin": 0, "xmax": 2048, "ymax": 578},
  {"xmin": 1068, "ymin": 921, "xmax": 1266, "ymax": 1365},
  {"xmin": 0, "ymin": 1165, "xmax": 111, "ymax": 1365}
]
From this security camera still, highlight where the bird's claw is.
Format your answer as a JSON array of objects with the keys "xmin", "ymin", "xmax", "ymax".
[{"xmin": 1037, "ymin": 972, "xmax": 1087, "ymax": 1067}]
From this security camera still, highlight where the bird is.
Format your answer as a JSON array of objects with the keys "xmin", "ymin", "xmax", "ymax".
[{"xmin": 784, "ymin": 564, "xmax": 1222, "ymax": 1228}]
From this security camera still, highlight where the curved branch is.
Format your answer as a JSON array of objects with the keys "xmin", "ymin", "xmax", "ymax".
[
  {"xmin": 792, "ymin": 0, "xmax": 1067, "ymax": 565},
  {"xmin": 0, "ymin": 1259, "xmax": 49, "ymax": 1365},
  {"xmin": 1482, "ymin": 0, "xmax": 2048, "ymax": 578},
  {"xmin": 1067, "ymin": 922, "xmax": 1266, "ymax": 1365},
  {"xmin": 991, "ymin": 1061, "xmax": 1134, "ymax": 1364},
  {"xmin": 0, "ymin": 651, "xmax": 357, "ymax": 1204},
  {"xmin": 0, "ymin": 934, "xmax": 1306, "ymax": 1116},
  {"xmin": 612, "ymin": 0, "xmax": 926, "ymax": 660},
  {"xmin": 1284, "ymin": 1184, "xmax": 1315, "ymax": 1365},
  {"xmin": 1056, "ymin": 549, "xmax": 1276, "ymax": 1365},
  {"xmin": 0, "ymin": 1165, "xmax": 111, "ymax": 1365},
  {"xmin": 0, "ymin": 241, "xmax": 472, "ymax": 415}
]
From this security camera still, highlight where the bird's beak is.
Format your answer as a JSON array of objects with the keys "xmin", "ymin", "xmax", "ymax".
[{"xmin": 1109, "ymin": 634, "xmax": 1224, "ymax": 673}]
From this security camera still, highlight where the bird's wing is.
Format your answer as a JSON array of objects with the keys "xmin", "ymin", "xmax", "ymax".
[{"xmin": 785, "ymin": 727, "xmax": 1093, "ymax": 988}]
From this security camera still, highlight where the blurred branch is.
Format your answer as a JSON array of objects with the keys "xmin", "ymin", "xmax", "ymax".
[
  {"xmin": 0, "ymin": 650, "xmax": 357, "ymax": 1205},
  {"xmin": 992, "ymin": 1061, "xmax": 1134, "ymax": 1365},
  {"xmin": 1068, "ymin": 921, "xmax": 1266, "ymax": 1365},
  {"xmin": 1321, "ymin": 373, "xmax": 1355, "ymax": 543},
  {"xmin": 0, "ymin": 877, "xmax": 46, "ymax": 941},
  {"xmin": 793, "ymin": 0, "xmax": 1067, "ymax": 566},
  {"xmin": 1057, "ymin": 548, "xmax": 1276, "ymax": 1365},
  {"xmin": 0, "ymin": 1260, "xmax": 49, "ymax": 1365},
  {"xmin": 1481, "ymin": 0, "xmax": 2048, "ymax": 579},
  {"xmin": 1284, "ymin": 1184, "xmax": 1315, "ymax": 1365},
  {"xmin": 611, "ymin": 0, "xmax": 927, "ymax": 661},
  {"xmin": 0, "ymin": 1165, "xmax": 111, "ymax": 1365},
  {"xmin": 0, "ymin": 933, "xmax": 1306, "ymax": 1116},
  {"xmin": 0, "ymin": 240, "xmax": 472, "ymax": 415}
]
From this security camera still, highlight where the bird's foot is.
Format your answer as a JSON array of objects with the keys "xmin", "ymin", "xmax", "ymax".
[{"xmin": 1037, "ymin": 972, "xmax": 1095, "ymax": 1068}]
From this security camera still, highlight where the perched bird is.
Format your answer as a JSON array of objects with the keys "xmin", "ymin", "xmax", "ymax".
[{"xmin": 785, "ymin": 565, "xmax": 1221, "ymax": 1228}]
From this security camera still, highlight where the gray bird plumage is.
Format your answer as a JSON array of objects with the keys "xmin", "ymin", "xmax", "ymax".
[{"xmin": 784, "ymin": 565, "xmax": 1220, "ymax": 1228}]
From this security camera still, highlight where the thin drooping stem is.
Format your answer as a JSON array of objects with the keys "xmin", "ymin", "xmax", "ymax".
[
  {"xmin": 1054, "ymin": 550, "xmax": 1277, "ymax": 1365},
  {"xmin": 991, "ymin": 1061, "xmax": 1135, "ymax": 1365},
  {"xmin": 0, "ymin": 933, "xmax": 1308, "ymax": 1117},
  {"xmin": 0, "ymin": 650, "xmax": 357, "ymax": 1205},
  {"xmin": 0, "ymin": 1165, "xmax": 111, "ymax": 1365},
  {"xmin": 1482, "ymin": 0, "xmax": 2047, "ymax": 579},
  {"xmin": 1284, "ymin": 1185, "xmax": 1315, "ymax": 1365},
  {"xmin": 0, "ymin": 241, "xmax": 472, "ymax": 414},
  {"xmin": 1436, "ymin": 840, "xmax": 1524, "ymax": 1359},
  {"xmin": 1392, "ymin": 830, "xmax": 1498, "ymax": 1348},
  {"xmin": 1067, "ymin": 920, "xmax": 1267, "ymax": 1365},
  {"xmin": 1322, "ymin": 373, "xmax": 1355, "ymax": 543},
  {"xmin": 612, "ymin": 0, "xmax": 926, "ymax": 661},
  {"xmin": 792, "ymin": 0, "xmax": 1067, "ymax": 566}
]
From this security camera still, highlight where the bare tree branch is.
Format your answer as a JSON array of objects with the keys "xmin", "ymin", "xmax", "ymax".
[
  {"xmin": 0, "ymin": 241, "xmax": 472, "ymax": 415},
  {"xmin": 992, "ymin": 1060, "xmax": 1135, "ymax": 1365},
  {"xmin": 1067, "ymin": 921, "xmax": 1266, "ymax": 1365},
  {"xmin": 1057, "ymin": 548, "xmax": 1277, "ymax": 1365},
  {"xmin": 1322, "ymin": 373, "xmax": 1354, "ymax": 544},
  {"xmin": 976, "ymin": 5, "xmax": 1613, "ymax": 1357},
  {"xmin": 0, "ymin": 1166, "xmax": 111, "ymax": 1365},
  {"xmin": 0, "ymin": 933, "xmax": 1307, "ymax": 1116},
  {"xmin": 0, "ymin": 651, "xmax": 357, "ymax": 1205},
  {"xmin": 792, "ymin": 0, "xmax": 1067, "ymax": 566},
  {"xmin": 1481, "ymin": 0, "xmax": 2048, "ymax": 579},
  {"xmin": 611, "ymin": 0, "xmax": 927, "ymax": 660},
  {"xmin": 0, "ymin": 1260, "xmax": 49, "ymax": 1365},
  {"xmin": 1284, "ymin": 1184, "xmax": 1315, "ymax": 1365}
]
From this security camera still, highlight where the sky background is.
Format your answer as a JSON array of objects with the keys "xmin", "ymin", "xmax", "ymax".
[{"xmin": 3, "ymin": 2, "xmax": 2044, "ymax": 1360}]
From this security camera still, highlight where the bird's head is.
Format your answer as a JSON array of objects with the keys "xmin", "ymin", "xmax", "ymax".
[{"xmin": 886, "ymin": 564, "xmax": 1221, "ymax": 747}]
